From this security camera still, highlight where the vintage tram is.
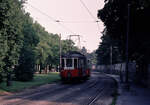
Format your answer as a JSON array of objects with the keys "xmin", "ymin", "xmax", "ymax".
[{"xmin": 60, "ymin": 51, "xmax": 90, "ymax": 81}]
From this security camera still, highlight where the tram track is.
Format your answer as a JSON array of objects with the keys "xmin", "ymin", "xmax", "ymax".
[
  {"xmin": 1, "ymin": 78, "xmax": 98, "ymax": 105},
  {"xmin": 86, "ymin": 85, "xmax": 109, "ymax": 105},
  {"xmin": 24, "ymin": 79, "xmax": 99, "ymax": 105},
  {"xmin": 0, "ymin": 71, "xmax": 117, "ymax": 105},
  {"xmin": 87, "ymin": 77, "xmax": 117, "ymax": 105},
  {"xmin": 87, "ymin": 86, "xmax": 105, "ymax": 105},
  {"xmin": 52, "ymin": 76, "xmax": 106, "ymax": 105},
  {"xmin": 1, "ymin": 83, "xmax": 72, "ymax": 105},
  {"xmin": 53, "ymin": 79, "xmax": 100, "ymax": 103}
]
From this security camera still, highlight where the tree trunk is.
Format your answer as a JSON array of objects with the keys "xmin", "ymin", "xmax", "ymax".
[
  {"xmin": 39, "ymin": 64, "xmax": 42, "ymax": 74},
  {"xmin": 0, "ymin": 74, "xmax": 3, "ymax": 83},
  {"xmin": 120, "ymin": 63, "xmax": 123, "ymax": 83},
  {"xmin": 38, "ymin": 64, "xmax": 40, "ymax": 72},
  {"xmin": 47, "ymin": 65, "xmax": 49, "ymax": 73},
  {"xmin": 141, "ymin": 61, "xmax": 148, "ymax": 87},
  {"xmin": 36, "ymin": 64, "xmax": 39, "ymax": 72},
  {"xmin": 7, "ymin": 73, "xmax": 12, "ymax": 86},
  {"xmin": 45, "ymin": 66, "xmax": 48, "ymax": 74},
  {"xmin": 136, "ymin": 59, "xmax": 148, "ymax": 87}
]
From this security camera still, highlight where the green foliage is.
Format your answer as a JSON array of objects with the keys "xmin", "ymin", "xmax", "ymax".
[
  {"xmin": 0, "ymin": 72, "xmax": 60, "ymax": 92},
  {"xmin": 0, "ymin": 0, "xmax": 24, "ymax": 85},
  {"xmin": 0, "ymin": 0, "xmax": 9, "ymax": 82},
  {"xmin": 87, "ymin": 50, "xmax": 97, "ymax": 65},
  {"xmin": 98, "ymin": 0, "xmax": 150, "ymax": 63},
  {"xmin": 0, "ymin": 73, "xmax": 3, "ymax": 83},
  {"xmin": 96, "ymin": 29, "xmax": 121, "ymax": 65},
  {"xmin": 34, "ymin": 23, "xmax": 60, "ymax": 71},
  {"xmin": 97, "ymin": 0, "xmax": 150, "ymax": 84},
  {"xmin": 61, "ymin": 39, "xmax": 78, "ymax": 54},
  {"xmin": 80, "ymin": 47, "xmax": 87, "ymax": 55},
  {"xmin": 14, "ymin": 13, "xmax": 39, "ymax": 81},
  {"xmin": 0, "ymin": 0, "xmax": 78, "ymax": 84},
  {"xmin": 34, "ymin": 23, "xmax": 78, "ymax": 73}
]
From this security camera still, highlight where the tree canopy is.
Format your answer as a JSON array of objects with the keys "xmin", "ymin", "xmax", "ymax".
[
  {"xmin": 0, "ymin": 0, "xmax": 78, "ymax": 84},
  {"xmin": 97, "ymin": 0, "xmax": 150, "ymax": 64}
]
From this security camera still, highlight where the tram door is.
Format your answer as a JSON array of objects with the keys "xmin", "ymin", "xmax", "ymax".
[{"xmin": 78, "ymin": 59, "xmax": 86, "ymax": 76}]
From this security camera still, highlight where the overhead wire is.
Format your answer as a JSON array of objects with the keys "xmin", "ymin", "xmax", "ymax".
[
  {"xmin": 57, "ymin": 22, "xmax": 76, "ymax": 35},
  {"xmin": 28, "ymin": 3, "xmax": 100, "ymax": 24},
  {"xmin": 59, "ymin": 20, "xmax": 100, "ymax": 23},
  {"xmin": 27, "ymin": 2, "xmax": 101, "ymax": 48},
  {"xmin": 28, "ymin": 3, "xmax": 76, "ymax": 35},
  {"xmin": 28, "ymin": 4, "xmax": 56, "ymax": 22},
  {"xmin": 80, "ymin": 0, "xmax": 96, "ymax": 19},
  {"xmin": 79, "ymin": 0, "xmax": 101, "ymax": 31}
]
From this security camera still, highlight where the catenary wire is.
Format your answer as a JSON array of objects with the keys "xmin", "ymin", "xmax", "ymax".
[
  {"xmin": 79, "ymin": 0, "xmax": 101, "ymax": 31},
  {"xmin": 28, "ymin": 3, "xmax": 76, "ymax": 35}
]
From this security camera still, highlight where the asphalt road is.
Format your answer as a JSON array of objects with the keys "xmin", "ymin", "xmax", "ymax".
[{"xmin": 0, "ymin": 71, "xmax": 117, "ymax": 105}]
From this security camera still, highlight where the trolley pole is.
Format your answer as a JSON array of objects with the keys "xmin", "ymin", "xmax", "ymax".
[
  {"xmin": 59, "ymin": 34, "xmax": 62, "ymax": 72},
  {"xmin": 78, "ymin": 36, "xmax": 81, "ymax": 49},
  {"xmin": 69, "ymin": 35, "xmax": 72, "ymax": 51},
  {"xmin": 69, "ymin": 35, "xmax": 81, "ymax": 50}
]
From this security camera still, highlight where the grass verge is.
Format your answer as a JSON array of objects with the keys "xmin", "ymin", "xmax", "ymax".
[
  {"xmin": 111, "ymin": 94, "xmax": 117, "ymax": 105},
  {"xmin": 110, "ymin": 77, "xmax": 119, "ymax": 105},
  {"xmin": 0, "ymin": 72, "xmax": 60, "ymax": 93}
]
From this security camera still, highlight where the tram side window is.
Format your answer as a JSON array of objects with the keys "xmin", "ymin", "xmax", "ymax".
[
  {"xmin": 74, "ymin": 59, "xmax": 78, "ymax": 69},
  {"xmin": 66, "ymin": 59, "xmax": 72, "ymax": 67},
  {"xmin": 61, "ymin": 59, "xmax": 65, "ymax": 68},
  {"xmin": 81, "ymin": 60, "xmax": 84, "ymax": 68},
  {"xmin": 84, "ymin": 59, "xmax": 87, "ymax": 68},
  {"xmin": 78, "ymin": 59, "xmax": 84, "ymax": 69}
]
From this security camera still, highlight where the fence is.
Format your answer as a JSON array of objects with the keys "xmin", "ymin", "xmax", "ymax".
[{"xmin": 96, "ymin": 62, "xmax": 136, "ymax": 83}]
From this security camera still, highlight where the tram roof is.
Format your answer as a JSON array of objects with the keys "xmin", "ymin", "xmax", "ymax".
[{"xmin": 62, "ymin": 51, "xmax": 85, "ymax": 59}]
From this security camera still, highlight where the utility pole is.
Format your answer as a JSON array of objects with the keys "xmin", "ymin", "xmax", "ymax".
[
  {"xmin": 78, "ymin": 36, "xmax": 81, "ymax": 49},
  {"xmin": 110, "ymin": 45, "xmax": 112, "ymax": 74},
  {"xmin": 126, "ymin": 4, "xmax": 130, "ymax": 83},
  {"xmin": 59, "ymin": 34, "xmax": 62, "ymax": 72},
  {"xmin": 125, "ymin": 2, "xmax": 130, "ymax": 90}
]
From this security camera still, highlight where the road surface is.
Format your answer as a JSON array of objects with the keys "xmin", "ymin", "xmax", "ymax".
[{"xmin": 0, "ymin": 71, "xmax": 117, "ymax": 105}]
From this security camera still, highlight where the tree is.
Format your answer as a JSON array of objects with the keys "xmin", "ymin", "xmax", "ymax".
[
  {"xmin": 96, "ymin": 29, "xmax": 121, "ymax": 65},
  {"xmin": 14, "ymin": 13, "xmax": 39, "ymax": 81},
  {"xmin": 0, "ymin": 0, "xmax": 24, "ymax": 86},
  {"xmin": 80, "ymin": 47, "xmax": 87, "ymax": 55},
  {"xmin": 98, "ymin": 0, "xmax": 150, "ymax": 61},
  {"xmin": 0, "ymin": 0, "xmax": 79, "ymax": 84},
  {"xmin": 33, "ymin": 22, "xmax": 78, "ymax": 73},
  {"xmin": 98, "ymin": 0, "xmax": 150, "ymax": 84},
  {"xmin": 0, "ymin": 0, "xmax": 9, "ymax": 83}
]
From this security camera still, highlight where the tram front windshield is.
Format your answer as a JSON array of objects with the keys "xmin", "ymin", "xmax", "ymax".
[
  {"xmin": 61, "ymin": 58, "xmax": 73, "ymax": 68},
  {"xmin": 61, "ymin": 58, "xmax": 78, "ymax": 69},
  {"xmin": 66, "ymin": 59, "xmax": 72, "ymax": 67},
  {"xmin": 61, "ymin": 59, "xmax": 65, "ymax": 68}
]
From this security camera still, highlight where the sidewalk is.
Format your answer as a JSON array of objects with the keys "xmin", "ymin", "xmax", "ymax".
[{"xmin": 108, "ymin": 74, "xmax": 150, "ymax": 105}]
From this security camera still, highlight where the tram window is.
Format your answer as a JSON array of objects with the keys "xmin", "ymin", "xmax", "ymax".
[
  {"xmin": 66, "ymin": 59, "xmax": 72, "ymax": 67},
  {"xmin": 61, "ymin": 59, "xmax": 65, "ymax": 68},
  {"xmin": 78, "ymin": 59, "xmax": 84, "ymax": 69},
  {"xmin": 81, "ymin": 60, "xmax": 84, "ymax": 68},
  {"xmin": 74, "ymin": 59, "xmax": 78, "ymax": 69}
]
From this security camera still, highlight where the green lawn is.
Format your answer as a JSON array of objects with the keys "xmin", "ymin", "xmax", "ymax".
[{"xmin": 0, "ymin": 72, "xmax": 60, "ymax": 93}]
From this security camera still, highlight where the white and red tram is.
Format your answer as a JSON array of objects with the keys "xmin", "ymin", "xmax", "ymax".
[{"xmin": 60, "ymin": 51, "xmax": 90, "ymax": 81}]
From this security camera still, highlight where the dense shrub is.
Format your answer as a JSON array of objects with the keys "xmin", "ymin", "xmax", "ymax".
[
  {"xmin": 0, "ymin": 73, "xmax": 3, "ymax": 83},
  {"xmin": 14, "ymin": 63, "xmax": 34, "ymax": 81}
]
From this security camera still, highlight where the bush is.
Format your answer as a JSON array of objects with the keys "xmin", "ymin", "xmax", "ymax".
[
  {"xmin": 0, "ymin": 73, "xmax": 3, "ymax": 83},
  {"xmin": 14, "ymin": 63, "xmax": 34, "ymax": 82}
]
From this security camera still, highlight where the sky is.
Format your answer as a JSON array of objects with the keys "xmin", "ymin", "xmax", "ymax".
[{"xmin": 24, "ymin": 0, "xmax": 105, "ymax": 52}]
